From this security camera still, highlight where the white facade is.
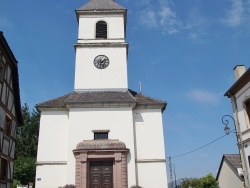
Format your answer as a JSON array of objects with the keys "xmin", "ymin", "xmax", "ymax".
[
  {"xmin": 74, "ymin": 46, "xmax": 128, "ymax": 91},
  {"xmin": 36, "ymin": 107, "xmax": 168, "ymax": 187},
  {"xmin": 74, "ymin": 13, "xmax": 128, "ymax": 91},
  {"xmin": 77, "ymin": 14, "xmax": 125, "ymax": 41},
  {"xmin": 225, "ymin": 65, "xmax": 250, "ymax": 188},
  {"xmin": 35, "ymin": 1, "xmax": 168, "ymax": 188}
]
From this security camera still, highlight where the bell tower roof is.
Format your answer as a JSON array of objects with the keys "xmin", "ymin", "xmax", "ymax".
[{"xmin": 77, "ymin": 0, "xmax": 126, "ymax": 11}]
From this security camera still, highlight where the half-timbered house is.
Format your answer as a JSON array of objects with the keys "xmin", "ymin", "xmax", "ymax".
[{"xmin": 0, "ymin": 31, "xmax": 23, "ymax": 188}]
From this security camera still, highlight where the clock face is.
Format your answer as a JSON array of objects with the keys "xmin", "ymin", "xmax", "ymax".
[{"xmin": 94, "ymin": 55, "xmax": 110, "ymax": 69}]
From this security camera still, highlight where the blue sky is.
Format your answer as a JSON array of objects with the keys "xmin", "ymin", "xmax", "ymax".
[{"xmin": 1, "ymin": 0, "xmax": 250, "ymax": 181}]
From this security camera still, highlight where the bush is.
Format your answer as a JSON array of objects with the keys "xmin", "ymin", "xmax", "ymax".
[{"xmin": 12, "ymin": 179, "xmax": 21, "ymax": 188}]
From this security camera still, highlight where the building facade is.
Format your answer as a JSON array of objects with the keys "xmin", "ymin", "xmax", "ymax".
[
  {"xmin": 225, "ymin": 65, "xmax": 250, "ymax": 188},
  {"xmin": 35, "ymin": 1, "xmax": 168, "ymax": 188},
  {"xmin": 216, "ymin": 154, "xmax": 244, "ymax": 188},
  {"xmin": 0, "ymin": 32, "xmax": 23, "ymax": 188}
]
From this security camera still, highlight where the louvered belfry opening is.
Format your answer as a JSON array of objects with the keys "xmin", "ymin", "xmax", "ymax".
[{"xmin": 96, "ymin": 21, "xmax": 107, "ymax": 39}]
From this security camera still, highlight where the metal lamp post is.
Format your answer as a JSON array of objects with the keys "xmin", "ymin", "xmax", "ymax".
[
  {"xmin": 221, "ymin": 114, "xmax": 249, "ymax": 188},
  {"xmin": 221, "ymin": 115, "xmax": 236, "ymax": 135}
]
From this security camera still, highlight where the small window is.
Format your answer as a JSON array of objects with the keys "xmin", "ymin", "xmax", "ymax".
[
  {"xmin": 96, "ymin": 21, "xmax": 107, "ymax": 39},
  {"xmin": 94, "ymin": 133, "xmax": 108, "ymax": 140},
  {"xmin": 5, "ymin": 115, "xmax": 11, "ymax": 137},
  {"xmin": 0, "ymin": 158, "xmax": 8, "ymax": 180},
  {"xmin": 93, "ymin": 130, "xmax": 109, "ymax": 140}
]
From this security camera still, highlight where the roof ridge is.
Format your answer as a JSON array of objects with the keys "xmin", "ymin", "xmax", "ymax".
[{"xmin": 77, "ymin": 0, "xmax": 126, "ymax": 11}]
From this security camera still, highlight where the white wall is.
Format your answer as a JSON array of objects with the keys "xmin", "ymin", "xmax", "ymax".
[
  {"xmin": 36, "ymin": 165, "xmax": 67, "ymax": 188},
  {"xmin": 66, "ymin": 107, "xmax": 137, "ymax": 186},
  {"xmin": 78, "ymin": 14, "xmax": 125, "ymax": 40},
  {"xmin": 137, "ymin": 163, "xmax": 168, "ymax": 188},
  {"xmin": 134, "ymin": 109, "xmax": 166, "ymax": 159},
  {"xmin": 36, "ymin": 107, "xmax": 169, "ymax": 188},
  {"xmin": 134, "ymin": 109, "xmax": 168, "ymax": 188},
  {"xmin": 74, "ymin": 47, "xmax": 128, "ymax": 91},
  {"xmin": 234, "ymin": 80, "xmax": 250, "ymax": 186},
  {"xmin": 235, "ymin": 82, "xmax": 250, "ymax": 132},
  {"xmin": 36, "ymin": 111, "xmax": 69, "ymax": 162},
  {"xmin": 35, "ymin": 111, "xmax": 69, "ymax": 188},
  {"xmin": 217, "ymin": 160, "xmax": 243, "ymax": 188}
]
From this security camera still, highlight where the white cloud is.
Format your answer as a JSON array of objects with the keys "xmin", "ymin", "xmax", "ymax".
[
  {"xmin": 187, "ymin": 89, "xmax": 220, "ymax": 105},
  {"xmin": 138, "ymin": 0, "xmax": 210, "ymax": 41},
  {"xmin": 221, "ymin": 0, "xmax": 250, "ymax": 27},
  {"xmin": 139, "ymin": 0, "xmax": 180, "ymax": 34},
  {"xmin": 140, "ymin": 9, "xmax": 158, "ymax": 28},
  {"xmin": 158, "ymin": 5, "xmax": 180, "ymax": 34}
]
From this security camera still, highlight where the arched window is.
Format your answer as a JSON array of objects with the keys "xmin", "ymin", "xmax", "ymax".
[{"xmin": 96, "ymin": 21, "xmax": 107, "ymax": 39}]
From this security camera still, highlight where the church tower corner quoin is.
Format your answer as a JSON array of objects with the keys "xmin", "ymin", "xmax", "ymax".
[{"xmin": 35, "ymin": 1, "xmax": 168, "ymax": 188}]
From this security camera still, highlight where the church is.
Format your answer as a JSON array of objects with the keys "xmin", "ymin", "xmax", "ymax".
[{"xmin": 35, "ymin": 0, "xmax": 168, "ymax": 188}]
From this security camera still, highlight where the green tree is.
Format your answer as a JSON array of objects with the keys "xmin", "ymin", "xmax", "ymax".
[
  {"xmin": 180, "ymin": 173, "xmax": 219, "ymax": 188},
  {"xmin": 13, "ymin": 157, "xmax": 36, "ymax": 185},
  {"xmin": 200, "ymin": 173, "xmax": 219, "ymax": 188},
  {"xmin": 13, "ymin": 104, "xmax": 40, "ymax": 185},
  {"xmin": 15, "ymin": 104, "xmax": 40, "ymax": 157},
  {"xmin": 181, "ymin": 177, "xmax": 201, "ymax": 188}
]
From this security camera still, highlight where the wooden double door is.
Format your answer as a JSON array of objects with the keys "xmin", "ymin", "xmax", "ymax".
[{"xmin": 89, "ymin": 161, "xmax": 113, "ymax": 188}]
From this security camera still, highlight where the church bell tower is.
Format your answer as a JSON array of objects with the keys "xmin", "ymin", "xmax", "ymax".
[
  {"xmin": 74, "ymin": 0, "xmax": 128, "ymax": 91},
  {"xmin": 35, "ymin": 1, "xmax": 168, "ymax": 188}
]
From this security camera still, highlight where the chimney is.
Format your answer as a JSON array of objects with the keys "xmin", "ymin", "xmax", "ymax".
[{"xmin": 234, "ymin": 65, "xmax": 246, "ymax": 80}]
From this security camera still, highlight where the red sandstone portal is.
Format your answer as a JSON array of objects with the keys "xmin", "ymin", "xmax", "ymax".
[{"xmin": 74, "ymin": 139, "xmax": 129, "ymax": 188}]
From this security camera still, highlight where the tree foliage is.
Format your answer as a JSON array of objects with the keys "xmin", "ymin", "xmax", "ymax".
[
  {"xmin": 15, "ymin": 104, "xmax": 40, "ymax": 158},
  {"xmin": 13, "ymin": 104, "xmax": 40, "ymax": 185},
  {"xmin": 13, "ymin": 157, "xmax": 36, "ymax": 185},
  {"xmin": 181, "ymin": 173, "xmax": 219, "ymax": 188}
]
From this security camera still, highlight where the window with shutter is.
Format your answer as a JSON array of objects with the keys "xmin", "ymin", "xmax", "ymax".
[{"xmin": 96, "ymin": 21, "xmax": 107, "ymax": 39}]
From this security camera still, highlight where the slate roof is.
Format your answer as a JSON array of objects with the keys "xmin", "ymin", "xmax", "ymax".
[
  {"xmin": 224, "ymin": 154, "xmax": 242, "ymax": 169},
  {"xmin": 216, "ymin": 154, "xmax": 243, "ymax": 180},
  {"xmin": 37, "ymin": 89, "xmax": 166, "ymax": 111},
  {"xmin": 77, "ymin": 0, "xmax": 126, "ymax": 11}
]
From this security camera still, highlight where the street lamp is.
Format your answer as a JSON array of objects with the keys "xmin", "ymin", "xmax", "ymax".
[
  {"xmin": 221, "ymin": 114, "xmax": 249, "ymax": 188},
  {"xmin": 221, "ymin": 115, "xmax": 235, "ymax": 135}
]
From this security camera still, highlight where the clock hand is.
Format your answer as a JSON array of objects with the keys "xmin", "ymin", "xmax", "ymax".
[{"xmin": 100, "ymin": 58, "xmax": 105, "ymax": 64}]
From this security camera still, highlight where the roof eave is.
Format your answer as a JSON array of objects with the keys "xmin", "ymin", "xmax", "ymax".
[
  {"xmin": 66, "ymin": 101, "xmax": 136, "ymax": 108},
  {"xmin": 135, "ymin": 102, "xmax": 167, "ymax": 112},
  {"xmin": 36, "ymin": 106, "xmax": 68, "ymax": 112},
  {"xmin": 76, "ymin": 9, "xmax": 126, "ymax": 16},
  {"xmin": 224, "ymin": 68, "xmax": 250, "ymax": 98}
]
